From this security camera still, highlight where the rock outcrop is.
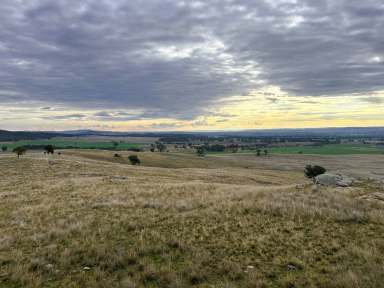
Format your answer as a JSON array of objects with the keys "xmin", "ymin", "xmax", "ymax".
[{"xmin": 315, "ymin": 173, "xmax": 355, "ymax": 187}]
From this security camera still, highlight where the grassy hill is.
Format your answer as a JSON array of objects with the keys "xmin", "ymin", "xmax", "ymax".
[{"xmin": 0, "ymin": 151, "xmax": 383, "ymax": 287}]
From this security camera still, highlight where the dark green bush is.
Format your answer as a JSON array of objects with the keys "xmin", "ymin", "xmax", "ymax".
[
  {"xmin": 44, "ymin": 145, "xmax": 55, "ymax": 154},
  {"xmin": 304, "ymin": 165, "xmax": 326, "ymax": 178},
  {"xmin": 128, "ymin": 155, "xmax": 141, "ymax": 165}
]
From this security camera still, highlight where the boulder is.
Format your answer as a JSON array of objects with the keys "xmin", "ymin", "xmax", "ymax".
[{"xmin": 315, "ymin": 173, "xmax": 354, "ymax": 187}]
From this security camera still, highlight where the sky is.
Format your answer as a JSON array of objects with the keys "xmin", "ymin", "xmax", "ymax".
[{"xmin": 1, "ymin": 0, "xmax": 384, "ymax": 131}]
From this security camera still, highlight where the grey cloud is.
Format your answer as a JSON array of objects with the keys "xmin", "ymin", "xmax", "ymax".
[
  {"xmin": 1, "ymin": 0, "xmax": 384, "ymax": 120},
  {"xmin": 359, "ymin": 96, "xmax": 384, "ymax": 104},
  {"xmin": 150, "ymin": 122, "xmax": 182, "ymax": 129},
  {"xmin": 43, "ymin": 113, "xmax": 86, "ymax": 120},
  {"xmin": 266, "ymin": 97, "xmax": 279, "ymax": 103},
  {"xmin": 94, "ymin": 111, "xmax": 112, "ymax": 117}
]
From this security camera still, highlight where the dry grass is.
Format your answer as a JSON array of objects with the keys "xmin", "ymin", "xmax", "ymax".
[{"xmin": 0, "ymin": 151, "xmax": 383, "ymax": 287}]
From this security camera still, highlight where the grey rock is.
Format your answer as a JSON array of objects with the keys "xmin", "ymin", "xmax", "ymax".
[{"xmin": 315, "ymin": 173, "xmax": 355, "ymax": 187}]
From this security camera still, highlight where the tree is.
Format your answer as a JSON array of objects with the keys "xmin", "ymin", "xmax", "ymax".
[
  {"xmin": 44, "ymin": 145, "xmax": 55, "ymax": 154},
  {"xmin": 256, "ymin": 149, "xmax": 261, "ymax": 156},
  {"xmin": 1, "ymin": 145, "xmax": 7, "ymax": 152},
  {"xmin": 264, "ymin": 149, "xmax": 268, "ymax": 156},
  {"xmin": 13, "ymin": 146, "xmax": 26, "ymax": 158},
  {"xmin": 304, "ymin": 165, "xmax": 326, "ymax": 179},
  {"xmin": 156, "ymin": 142, "xmax": 167, "ymax": 152},
  {"xmin": 128, "ymin": 155, "xmax": 141, "ymax": 165},
  {"xmin": 196, "ymin": 146, "xmax": 205, "ymax": 157}
]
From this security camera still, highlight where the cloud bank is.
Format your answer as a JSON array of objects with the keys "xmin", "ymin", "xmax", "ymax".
[{"xmin": 0, "ymin": 0, "xmax": 384, "ymax": 122}]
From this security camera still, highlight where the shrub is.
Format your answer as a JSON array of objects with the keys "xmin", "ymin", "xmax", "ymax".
[
  {"xmin": 304, "ymin": 165, "xmax": 326, "ymax": 178},
  {"xmin": 1, "ymin": 145, "xmax": 7, "ymax": 152},
  {"xmin": 128, "ymin": 155, "xmax": 141, "ymax": 165},
  {"xmin": 114, "ymin": 153, "xmax": 121, "ymax": 158}
]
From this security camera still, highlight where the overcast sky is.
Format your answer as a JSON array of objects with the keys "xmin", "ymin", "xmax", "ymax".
[{"xmin": 1, "ymin": 0, "xmax": 384, "ymax": 131}]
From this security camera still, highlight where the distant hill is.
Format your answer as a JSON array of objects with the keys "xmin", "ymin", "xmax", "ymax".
[
  {"xmin": 1, "ymin": 127, "xmax": 384, "ymax": 142},
  {"xmin": 60, "ymin": 127, "xmax": 384, "ymax": 138},
  {"xmin": 0, "ymin": 130, "xmax": 65, "ymax": 141}
]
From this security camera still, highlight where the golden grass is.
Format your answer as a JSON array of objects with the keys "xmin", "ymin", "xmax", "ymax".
[{"xmin": 0, "ymin": 152, "xmax": 383, "ymax": 287}]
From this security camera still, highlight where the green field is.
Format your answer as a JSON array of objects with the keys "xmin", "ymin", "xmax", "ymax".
[
  {"xmin": 269, "ymin": 143, "xmax": 384, "ymax": 155},
  {"xmin": 0, "ymin": 139, "xmax": 140, "ymax": 150},
  {"xmin": 206, "ymin": 143, "xmax": 384, "ymax": 155}
]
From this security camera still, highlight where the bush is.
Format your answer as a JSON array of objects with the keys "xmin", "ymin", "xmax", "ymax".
[
  {"xmin": 114, "ymin": 153, "xmax": 121, "ymax": 158},
  {"xmin": 304, "ymin": 165, "xmax": 326, "ymax": 178},
  {"xmin": 1, "ymin": 145, "xmax": 7, "ymax": 152},
  {"xmin": 128, "ymin": 155, "xmax": 141, "ymax": 165}
]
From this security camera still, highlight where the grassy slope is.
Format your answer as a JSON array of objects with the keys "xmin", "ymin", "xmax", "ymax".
[{"xmin": 0, "ymin": 152, "xmax": 383, "ymax": 287}]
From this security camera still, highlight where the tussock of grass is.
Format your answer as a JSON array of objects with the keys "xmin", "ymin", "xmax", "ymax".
[{"xmin": 0, "ymin": 153, "xmax": 383, "ymax": 287}]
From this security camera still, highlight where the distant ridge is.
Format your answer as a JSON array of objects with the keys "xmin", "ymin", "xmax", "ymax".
[
  {"xmin": 0, "ymin": 130, "xmax": 65, "ymax": 141},
  {"xmin": 1, "ymin": 127, "xmax": 384, "ymax": 141}
]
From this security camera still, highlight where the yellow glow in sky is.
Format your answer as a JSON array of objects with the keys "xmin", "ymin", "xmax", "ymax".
[{"xmin": 1, "ymin": 86, "xmax": 384, "ymax": 131}]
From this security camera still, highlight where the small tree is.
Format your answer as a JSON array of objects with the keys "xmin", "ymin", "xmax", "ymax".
[
  {"xmin": 256, "ymin": 149, "xmax": 261, "ymax": 156},
  {"xmin": 128, "ymin": 155, "xmax": 141, "ymax": 165},
  {"xmin": 264, "ymin": 149, "xmax": 268, "ymax": 156},
  {"xmin": 304, "ymin": 165, "xmax": 326, "ymax": 179},
  {"xmin": 156, "ymin": 142, "xmax": 167, "ymax": 152},
  {"xmin": 13, "ymin": 146, "xmax": 26, "ymax": 158},
  {"xmin": 196, "ymin": 146, "xmax": 205, "ymax": 157},
  {"xmin": 44, "ymin": 145, "xmax": 55, "ymax": 154},
  {"xmin": 1, "ymin": 145, "xmax": 7, "ymax": 152}
]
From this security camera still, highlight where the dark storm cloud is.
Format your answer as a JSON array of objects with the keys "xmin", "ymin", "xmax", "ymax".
[{"xmin": 1, "ymin": 0, "xmax": 384, "ymax": 119}]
